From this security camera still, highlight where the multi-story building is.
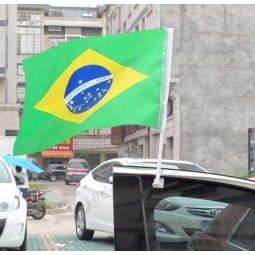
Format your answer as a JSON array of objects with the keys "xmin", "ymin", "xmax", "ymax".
[
  {"xmin": 104, "ymin": 4, "xmax": 255, "ymax": 177},
  {"xmin": 0, "ymin": 4, "xmax": 117, "ymax": 169},
  {"xmin": 0, "ymin": 5, "xmax": 19, "ymax": 136}
]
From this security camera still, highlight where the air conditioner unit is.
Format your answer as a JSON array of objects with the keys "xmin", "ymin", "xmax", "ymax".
[
  {"xmin": 82, "ymin": 13, "xmax": 93, "ymax": 17},
  {"xmin": 48, "ymin": 26, "xmax": 62, "ymax": 32}
]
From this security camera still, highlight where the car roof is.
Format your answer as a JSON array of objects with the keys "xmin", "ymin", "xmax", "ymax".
[
  {"xmin": 113, "ymin": 165, "xmax": 255, "ymax": 190},
  {"xmin": 96, "ymin": 158, "xmax": 208, "ymax": 172},
  {"xmin": 68, "ymin": 158, "xmax": 87, "ymax": 162}
]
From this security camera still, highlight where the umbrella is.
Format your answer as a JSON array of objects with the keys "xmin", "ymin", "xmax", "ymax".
[{"xmin": 3, "ymin": 155, "xmax": 43, "ymax": 173}]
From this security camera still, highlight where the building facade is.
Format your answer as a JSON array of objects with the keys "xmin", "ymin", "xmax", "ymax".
[
  {"xmin": 0, "ymin": 5, "xmax": 20, "ymax": 136},
  {"xmin": 104, "ymin": 4, "xmax": 255, "ymax": 177}
]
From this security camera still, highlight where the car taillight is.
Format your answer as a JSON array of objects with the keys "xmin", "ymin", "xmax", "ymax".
[{"xmin": 67, "ymin": 168, "xmax": 89, "ymax": 173}]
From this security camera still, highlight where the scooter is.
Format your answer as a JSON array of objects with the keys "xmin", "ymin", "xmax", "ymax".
[{"xmin": 22, "ymin": 190, "xmax": 46, "ymax": 220}]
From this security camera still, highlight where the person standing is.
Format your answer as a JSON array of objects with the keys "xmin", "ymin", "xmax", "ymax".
[{"xmin": 15, "ymin": 165, "xmax": 29, "ymax": 194}]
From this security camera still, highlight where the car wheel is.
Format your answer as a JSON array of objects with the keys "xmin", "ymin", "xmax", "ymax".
[
  {"xmin": 19, "ymin": 223, "xmax": 27, "ymax": 251},
  {"xmin": 31, "ymin": 204, "xmax": 46, "ymax": 220},
  {"xmin": 49, "ymin": 174, "xmax": 57, "ymax": 182},
  {"xmin": 75, "ymin": 205, "xmax": 94, "ymax": 240}
]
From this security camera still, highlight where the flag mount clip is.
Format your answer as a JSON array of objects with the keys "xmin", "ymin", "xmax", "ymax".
[{"xmin": 152, "ymin": 177, "xmax": 164, "ymax": 189}]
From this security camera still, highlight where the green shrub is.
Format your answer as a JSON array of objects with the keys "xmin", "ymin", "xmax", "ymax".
[{"xmin": 29, "ymin": 182, "xmax": 49, "ymax": 190}]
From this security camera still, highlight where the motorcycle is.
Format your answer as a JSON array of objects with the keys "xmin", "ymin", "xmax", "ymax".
[{"xmin": 22, "ymin": 190, "xmax": 46, "ymax": 220}]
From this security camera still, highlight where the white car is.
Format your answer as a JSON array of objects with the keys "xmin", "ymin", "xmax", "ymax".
[
  {"xmin": 0, "ymin": 157, "xmax": 27, "ymax": 251},
  {"xmin": 74, "ymin": 158, "xmax": 208, "ymax": 240},
  {"xmin": 154, "ymin": 196, "xmax": 227, "ymax": 247}
]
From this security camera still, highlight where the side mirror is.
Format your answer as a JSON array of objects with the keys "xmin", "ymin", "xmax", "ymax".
[{"xmin": 14, "ymin": 175, "xmax": 25, "ymax": 185}]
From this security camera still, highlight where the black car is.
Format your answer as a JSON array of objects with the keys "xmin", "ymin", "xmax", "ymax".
[
  {"xmin": 43, "ymin": 164, "xmax": 66, "ymax": 182},
  {"xmin": 112, "ymin": 166, "xmax": 255, "ymax": 251}
]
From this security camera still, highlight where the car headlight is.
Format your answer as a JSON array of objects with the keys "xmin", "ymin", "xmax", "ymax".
[
  {"xmin": 156, "ymin": 200, "xmax": 181, "ymax": 211},
  {"xmin": 0, "ymin": 196, "xmax": 20, "ymax": 211}
]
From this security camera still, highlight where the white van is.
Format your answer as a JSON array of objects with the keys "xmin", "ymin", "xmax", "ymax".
[{"xmin": 65, "ymin": 158, "xmax": 89, "ymax": 185}]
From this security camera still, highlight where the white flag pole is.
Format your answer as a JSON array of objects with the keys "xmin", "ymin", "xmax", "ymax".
[{"xmin": 152, "ymin": 28, "xmax": 173, "ymax": 189}]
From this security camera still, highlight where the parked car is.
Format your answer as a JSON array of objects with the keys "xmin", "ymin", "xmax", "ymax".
[
  {"xmin": 112, "ymin": 165, "xmax": 255, "ymax": 251},
  {"xmin": 65, "ymin": 158, "xmax": 89, "ymax": 185},
  {"xmin": 27, "ymin": 158, "xmax": 40, "ymax": 181},
  {"xmin": 74, "ymin": 158, "xmax": 208, "ymax": 241},
  {"xmin": 27, "ymin": 170, "xmax": 38, "ymax": 181},
  {"xmin": 43, "ymin": 164, "xmax": 66, "ymax": 182},
  {"xmin": 0, "ymin": 156, "xmax": 27, "ymax": 251}
]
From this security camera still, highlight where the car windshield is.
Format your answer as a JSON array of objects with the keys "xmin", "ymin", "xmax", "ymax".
[
  {"xmin": 51, "ymin": 165, "xmax": 65, "ymax": 170},
  {"xmin": 69, "ymin": 162, "xmax": 87, "ymax": 169},
  {"xmin": 0, "ymin": 161, "xmax": 12, "ymax": 183}
]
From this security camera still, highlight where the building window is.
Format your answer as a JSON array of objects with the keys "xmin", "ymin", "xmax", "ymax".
[
  {"xmin": 167, "ymin": 97, "xmax": 173, "ymax": 117},
  {"xmin": 17, "ymin": 12, "xmax": 42, "ymax": 26},
  {"xmin": 123, "ymin": 21, "xmax": 126, "ymax": 32},
  {"xmin": 17, "ymin": 64, "xmax": 25, "ymax": 84},
  {"xmin": 17, "ymin": 12, "xmax": 42, "ymax": 54},
  {"xmin": 5, "ymin": 130, "xmax": 18, "ymax": 136},
  {"xmin": 17, "ymin": 64, "xmax": 25, "ymax": 103},
  {"xmin": 146, "ymin": 4, "xmax": 153, "ymax": 17},
  {"xmin": 17, "ymin": 31, "xmax": 41, "ymax": 54},
  {"xmin": 128, "ymin": 5, "xmax": 132, "ymax": 17},
  {"xmin": 65, "ymin": 35, "xmax": 81, "ymax": 41},
  {"xmin": 49, "ymin": 37, "xmax": 65, "ymax": 47},
  {"xmin": 49, "ymin": 8, "xmax": 63, "ymax": 17},
  {"xmin": 169, "ymin": 137, "xmax": 174, "ymax": 159},
  {"xmin": 141, "ymin": 17, "xmax": 145, "ymax": 30},
  {"xmin": 118, "ymin": 5, "xmax": 121, "ymax": 32}
]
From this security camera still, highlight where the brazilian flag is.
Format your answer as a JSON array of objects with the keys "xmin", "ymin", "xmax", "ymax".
[{"xmin": 14, "ymin": 28, "xmax": 173, "ymax": 155}]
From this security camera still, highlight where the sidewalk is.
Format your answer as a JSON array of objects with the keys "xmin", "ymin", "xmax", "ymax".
[{"xmin": 44, "ymin": 190, "xmax": 71, "ymax": 214}]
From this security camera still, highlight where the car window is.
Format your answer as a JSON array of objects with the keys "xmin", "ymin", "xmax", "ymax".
[
  {"xmin": 227, "ymin": 206, "xmax": 255, "ymax": 250},
  {"xmin": 113, "ymin": 174, "xmax": 255, "ymax": 251},
  {"xmin": 56, "ymin": 166, "xmax": 65, "ymax": 170},
  {"xmin": 92, "ymin": 163, "xmax": 112, "ymax": 183},
  {"xmin": 69, "ymin": 162, "xmax": 88, "ymax": 169},
  {"xmin": 0, "ymin": 161, "xmax": 12, "ymax": 183},
  {"xmin": 92, "ymin": 162, "xmax": 122, "ymax": 183}
]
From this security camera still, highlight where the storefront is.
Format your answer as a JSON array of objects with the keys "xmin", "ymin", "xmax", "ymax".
[{"xmin": 40, "ymin": 138, "xmax": 74, "ymax": 169}]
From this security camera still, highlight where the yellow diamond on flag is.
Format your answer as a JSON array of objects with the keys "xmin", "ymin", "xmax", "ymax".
[{"xmin": 35, "ymin": 49, "xmax": 149, "ymax": 123}]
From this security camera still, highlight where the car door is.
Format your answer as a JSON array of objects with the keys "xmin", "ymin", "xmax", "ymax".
[
  {"xmin": 56, "ymin": 165, "xmax": 66, "ymax": 179},
  {"xmin": 84, "ymin": 162, "xmax": 121, "ymax": 234},
  {"xmin": 113, "ymin": 167, "xmax": 255, "ymax": 251}
]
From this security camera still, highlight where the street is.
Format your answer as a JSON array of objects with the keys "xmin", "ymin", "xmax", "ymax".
[{"xmin": 27, "ymin": 180, "xmax": 114, "ymax": 251}]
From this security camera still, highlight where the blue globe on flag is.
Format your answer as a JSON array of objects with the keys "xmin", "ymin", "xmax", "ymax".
[{"xmin": 64, "ymin": 65, "xmax": 113, "ymax": 114}]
